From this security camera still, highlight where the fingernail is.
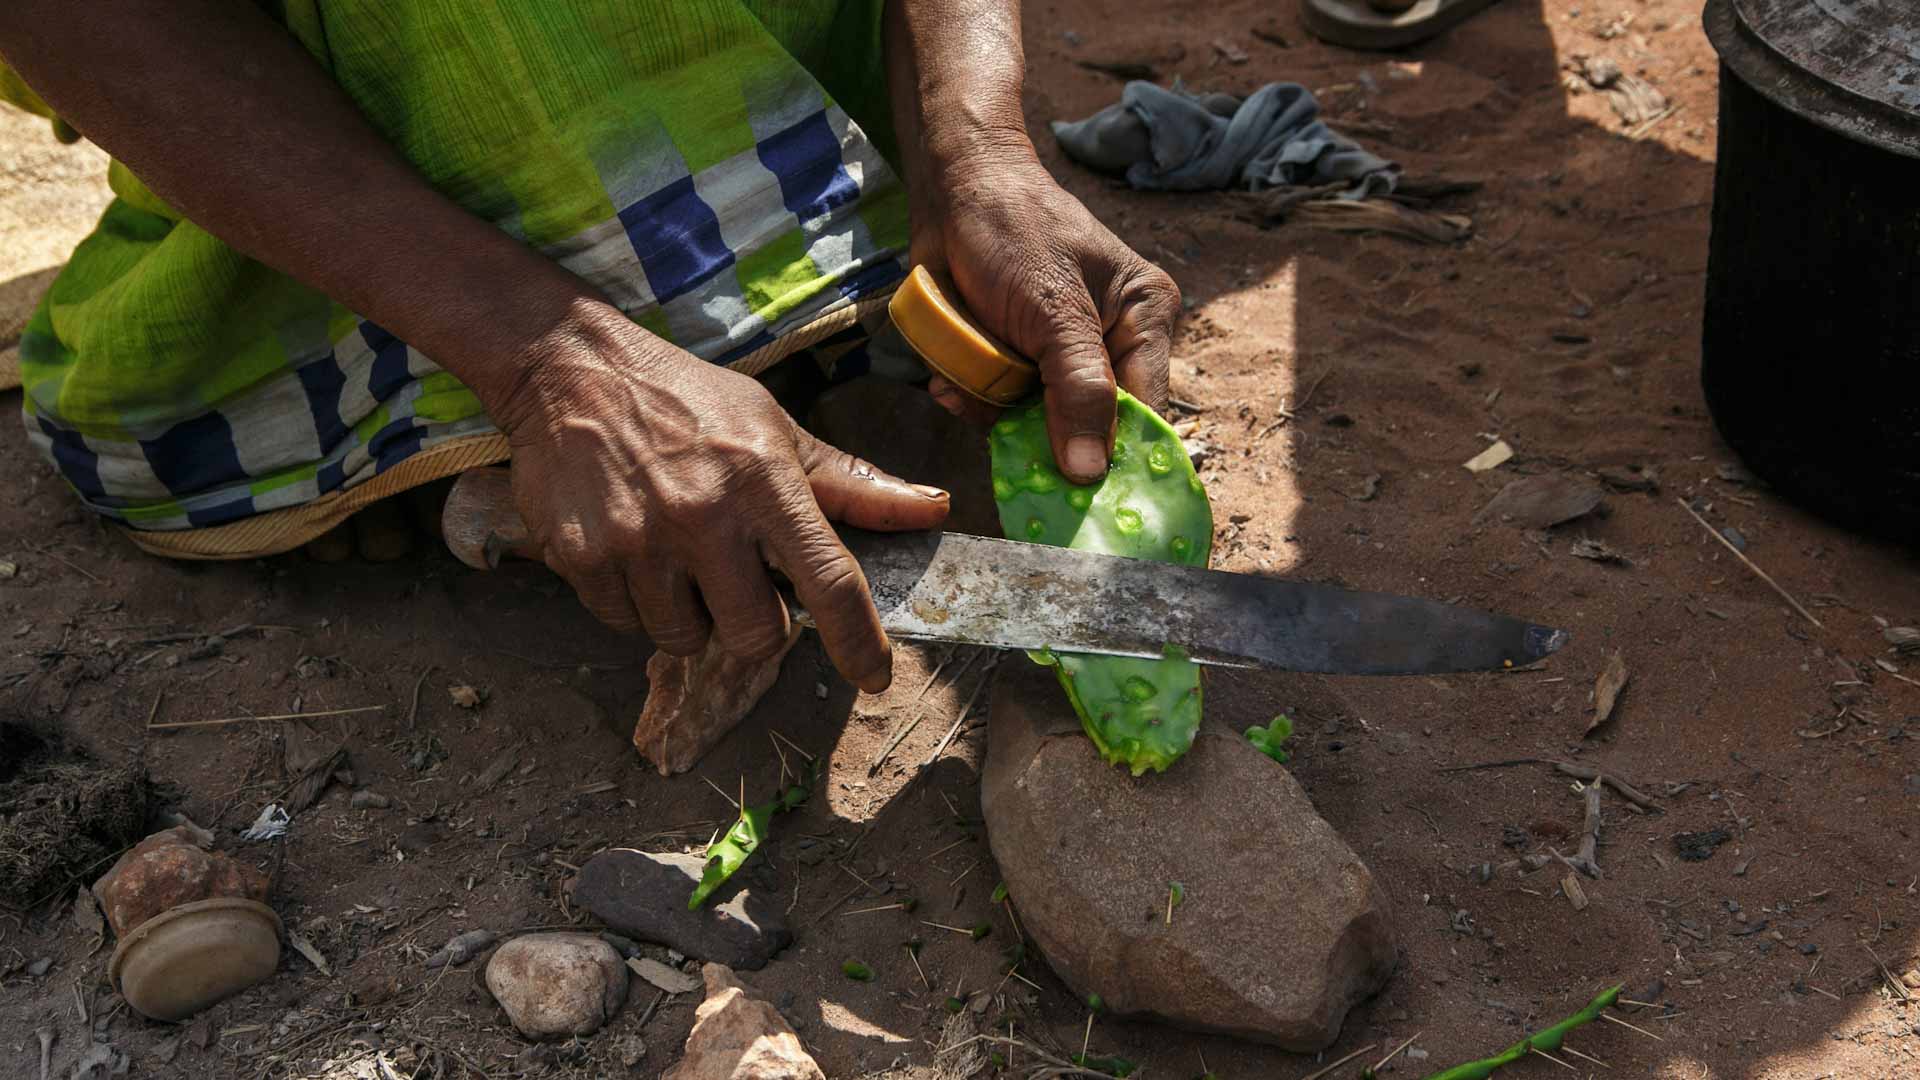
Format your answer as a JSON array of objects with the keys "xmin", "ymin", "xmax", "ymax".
[
  {"xmin": 1064, "ymin": 435, "xmax": 1108, "ymax": 479},
  {"xmin": 911, "ymin": 484, "xmax": 950, "ymax": 501}
]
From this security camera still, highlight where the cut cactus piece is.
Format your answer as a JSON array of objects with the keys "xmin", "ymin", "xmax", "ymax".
[{"xmin": 989, "ymin": 392, "xmax": 1213, "ymax": 775}]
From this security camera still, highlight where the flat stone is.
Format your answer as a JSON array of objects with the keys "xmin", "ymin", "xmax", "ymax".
[
  {"xmin": 663, "ymin": 964, "xmax": 823, "ymax": 1080},
  {"xmin": 485, "ymin": 933, "xmax": 628, "ymax": 1041},
  {"xmin": 574, "ymin": 850, "xmax": 791, "ymax": 971},
  {"xmin": 981, "ymin": 662, "xmax": 1397, "ymax": 1052}
]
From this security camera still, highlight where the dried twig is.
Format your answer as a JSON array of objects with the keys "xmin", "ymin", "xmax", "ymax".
[
  {"xmin": 1295, "ymin": 1043, "xmax": 1378, "ymax": 1080},
  {"xmin": 1258, "ymin": 366, "xmax": 1336, "ymax": 438},
  {"xmin": 1371, "ymin": 1031, "xmax": 1421, "ymax": 1073},
  {"xmin": 868, "ymin": 650, "xmax": 982, "ymax": 775},
  {"xmin": 148, "ymin": 705, "xmax": 385, "ymax": 730},
  {"xmin": 1861, "ymin": 942, "xmax": 1914, "ymax": 1002},
  {"xmin": 1676, "ymin": 498, "xmax": 1823, "ymax": 628},
  {"xmin": 1565, "ymin": 782, "xmax": 1603, "ymax": 879},
  {"xmin": 1553, "ymin": 761, "xmax": 1658, "ymax": 810},
  {"xmin": 405, "ymin": 665, "xmax": 435, "ymax": 731}
]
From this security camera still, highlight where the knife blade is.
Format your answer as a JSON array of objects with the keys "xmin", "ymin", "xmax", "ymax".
[
  {"xmin": 831, "ymin": 528, "xmax": 1566, "ymax": 674},
  {"xmin": 441, "ymin": 468, "xmax": 1567, "ymax": 675}
]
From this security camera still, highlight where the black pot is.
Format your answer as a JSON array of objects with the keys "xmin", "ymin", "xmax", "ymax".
[{"xmin": 1702, "ymin": 0, "xmax": 1920, "ymax": 541}]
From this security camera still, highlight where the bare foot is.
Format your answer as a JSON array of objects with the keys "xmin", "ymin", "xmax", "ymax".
[{"xmin": 305, "ymin": 480, "xmax": 451, "ymax": 563}]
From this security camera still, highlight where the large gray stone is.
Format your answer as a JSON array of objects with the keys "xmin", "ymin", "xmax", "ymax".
[
  {"xmin": 574, "ymin": 850, "xmax": 791, "ymax": 970},
  {"xmin": 981, "ymin": 662, "xmax": 1397, "ymax": 1051}
]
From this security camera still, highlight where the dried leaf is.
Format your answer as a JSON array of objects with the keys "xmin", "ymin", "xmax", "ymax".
[
  {"xmin": 1562, "ymin": 872, "xmax": 1589, "ymax": 911},
  {"xmin": 1884, "ymin": 626, "xmax": 1920, "ymax": 654},
  {"xmin": 1597, "ymin": 465, "xmax": 1659, "ymax": 493},
  {"xmin": 1569, "ymin": 537, "xmax": 1631, "ymax": 566},
  {"xmin": 285, "ymin": 746, "xmax": 347, "ymax": 815},
  {"xmin": 1463, "ymin": 439, "xmax": 1514, "ymax": 473},
  {"xmin": 1587, "ymin": 651, "xmax": 1630, "ymax": 734},
  {"xmin": 1347, "ymin": 473, "xmax": 1381, "ymax": 502},
  {"xmin": 448, "ymin": 684, "xmax": 485, "ymax": 709},
  {"xmin": 287, "ymin": 929, "xmax": 332, "ymax": 975},
  {"xmin": 625, "ymin": 957, "xmax": 699, "ymax": 994},
  {"xmin": 1475, "ymin": 473, "xmax": 1605, "ymax": 529},
  {"xmin": 72, "ymin": 886, "xmax": 104, "ymax": 940},
  {"xmin": 475, "ymin": 741, "xmax": 524, "ymax": 791},
  {"xmin": 281, "ymin": 721, "xmax": 335, "ymax": 776}
]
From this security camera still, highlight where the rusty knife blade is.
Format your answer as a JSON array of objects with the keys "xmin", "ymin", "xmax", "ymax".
[{"xmin": 797, "ymin": 529, "xmax": 1568, "ymax": 675}]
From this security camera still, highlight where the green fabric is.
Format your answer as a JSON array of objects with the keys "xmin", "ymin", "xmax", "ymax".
[{"xmin": 1, "ymin": 1, "xmax": 911, "ymax": 530}]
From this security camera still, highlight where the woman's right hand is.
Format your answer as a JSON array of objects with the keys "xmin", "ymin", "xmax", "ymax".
[{"xmin": 493, "ymin": 303, "xmax": 950, "ymax": 694}]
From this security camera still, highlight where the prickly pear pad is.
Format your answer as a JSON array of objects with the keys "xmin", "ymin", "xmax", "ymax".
[{"xmin": 989, "ymin": 392, "xmax": 1213, "ymax": 774}]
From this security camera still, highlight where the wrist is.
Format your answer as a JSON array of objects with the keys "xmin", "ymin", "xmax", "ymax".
[{"xmin": 480, "ymin": 294, "xmax": 654, "ymax": 436}]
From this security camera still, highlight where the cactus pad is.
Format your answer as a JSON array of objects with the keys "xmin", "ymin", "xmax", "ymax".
[{"xmin": 989, "ymin": 392, "xmax": 1213, "ymax": 774}]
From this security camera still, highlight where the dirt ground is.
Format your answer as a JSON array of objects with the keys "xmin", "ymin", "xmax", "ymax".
[{"xmin": 4, "ymin": 1, "xmax": 1919, "ymax": 1077}]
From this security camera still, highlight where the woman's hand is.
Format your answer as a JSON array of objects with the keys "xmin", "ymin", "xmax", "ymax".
[
  {"xmin": 911, "ymin": 153, "xmax": 1180, "ymax": 484},
  {"xmin": 883, "ymin": 0, "xmax": 1179, "ymax": 486},
  {"xmin": 496, "ymin": 305, "xmax": 951, "ymax": 692}
]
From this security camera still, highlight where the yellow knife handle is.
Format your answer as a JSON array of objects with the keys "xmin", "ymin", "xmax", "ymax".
[{"xmin": 887, "ymin": 265, "xmax": 1039, "ymax": 406}]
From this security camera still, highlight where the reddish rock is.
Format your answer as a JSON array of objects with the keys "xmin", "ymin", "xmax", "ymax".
[
  {"xmin": 92, "ymin": 826, "xmax": 270, "ymax": 938},
  {"xmin": 981, "ymin": 662, "xmax": 1397, "ymax": 1051},
  {"xmin": 632, "ymin": 628, "xmax": 798, "ymax": 776},
  {"xmin": 664, "ymin": 964, "xmax": 823, "ymax": 1080}
]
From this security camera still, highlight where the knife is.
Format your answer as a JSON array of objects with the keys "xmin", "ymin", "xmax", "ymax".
[{"xmin": 442, "ymin": 468, "xmax": 1567, "ymax": 675}]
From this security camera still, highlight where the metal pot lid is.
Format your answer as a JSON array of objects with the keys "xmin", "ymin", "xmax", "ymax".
[{"xmin": 1706, "ymin": 0, "xmax": 1920, "ymax": 157}]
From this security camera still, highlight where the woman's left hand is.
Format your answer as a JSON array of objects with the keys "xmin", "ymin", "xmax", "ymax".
[{"xmin": 910, "ymin": 153, "xmax": 1180, "ymax": 486}]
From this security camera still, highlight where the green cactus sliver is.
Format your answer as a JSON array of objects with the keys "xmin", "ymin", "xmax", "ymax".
[{"xmin": 989, "ymin": 392, "xmax": 1213, "ymax": 775}]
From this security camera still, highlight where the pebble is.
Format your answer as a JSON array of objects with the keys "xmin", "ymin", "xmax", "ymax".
[
  {"xmin": 26, "ymin": 957, "xmax": 52, "ymax": 977},
  {"xmin": 485, "ymin": 933, "xmax": 628, "ymax": 1041},
  {"xmin": 574, "ymin": 851, "xmax": 791, "ymax": 970},
  {"xmin": 349, "ymin": 790, "xmax": 390, "ymax": 810}
]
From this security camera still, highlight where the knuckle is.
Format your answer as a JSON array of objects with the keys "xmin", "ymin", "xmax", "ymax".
[
  {"xmin": 649, "ymin": 622, "xmax": 710, "ymax": 656},
  {"xmin": 722, "ymin": 623, "xmax": 790, "ymax": 663}
]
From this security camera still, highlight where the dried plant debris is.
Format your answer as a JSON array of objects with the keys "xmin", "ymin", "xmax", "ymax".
[
  {"xmin": 1672, "ymin": 828, "xmax": 1731, "ymax": 862},
  {"xmin": 1596, "ymin": 465, "xmax": 1659, "ymax": 493},
  {"xmin": 1884, "ymin": 626, "xmax": 1920, "ymax": 654},
  {"xmin": 1464, "ymin": 440, "xmax": 1515, "ymax": 473},
  {"xmin": 0, "ymin": 721, "xmax": 150, "ymax": 907},
  {"xmin": 1570, "ymin": 537, "xmax": 1631, "ymax": 566},
  {"xmin": 1587, "ymin": 651, "xmax": 1630, "ymax": 735},
  {"xmin": 1476, "ymin": 473, "xmax": 1605, "ymax": 529}
]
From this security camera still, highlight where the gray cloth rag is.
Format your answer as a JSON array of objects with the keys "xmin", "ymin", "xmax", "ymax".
[{"xmin": 1050, "ymin": 80, "xmax": 1398, "ymax": 197}]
